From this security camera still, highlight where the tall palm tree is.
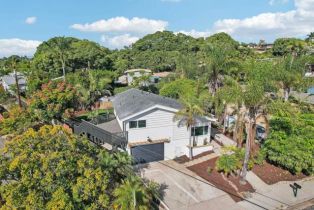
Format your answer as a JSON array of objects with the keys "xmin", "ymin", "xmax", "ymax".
[
  {"xmin": 214, "ymin": 77, "xmax": 243, "ymax": 140},
  {"xmin": 215, "ymin": 77, "xmax": 268, "ymax": 182},
  {"xmin": 203, "ymin": 46, "xmax": 237, "ymax": 96},
  {"xmin": 174, "ymin": 98, "xmax": 204, "ymax": 159},
  {"xmin": 74, "ymin": 71, "xmax": 112, "ymax": 110},
  {"xmin": 113, "ymin": 176, "xmax": 151, "ymax": 210},
  {"xmin": 240, "ymin": 81, "xmax": 267, "ymax": 183}
]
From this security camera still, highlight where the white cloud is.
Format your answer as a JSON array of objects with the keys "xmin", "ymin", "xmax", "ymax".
[
  {"xmin": 25, "ymin": 16, "xmax": 37, "ymax": 25},
  {"xmin": 101, "ymin": 34, "xmax": 139, "ymax": 49},
  {"xmin": 0, "ymin": 39, "xmax": 41, "ymax": 58},
  {"xmin": 269, "ymin": 0, "xmax": 289, "ymax": 5},
  {"xmin": 71, "ymin": 17, "xmax": 168, "ymax": 34},
  {"xmin": 213, "ymin": 0, "xmax": 314, "ymax": 41},
  {"xmin": 176, "ymin": 30, "xmax": 212, "ymax": 38}
]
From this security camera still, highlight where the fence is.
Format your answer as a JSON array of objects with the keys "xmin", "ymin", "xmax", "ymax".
[{"xmin": 65, "ymin": 118, "xmax": 127, "ymax": 151}]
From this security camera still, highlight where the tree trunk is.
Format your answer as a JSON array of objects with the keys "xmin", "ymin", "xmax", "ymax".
[
  {"xmin": 210, "ymin": 79, "xmax": 219, "ymax": 96},
  {"xmin": 189, "ymin": 127, "xmax": 193, "ymax": 160},
  {"xmin": 234, "ymin": 111, "xmax": 244, "ymax": 148},
  {"xmin": 284, "ymin": 87, "xmax": 290, "ymax": 102},
  {"xmin": 14, "ymin": 70, "xmax": 22, "ymax": 108},
  {"xmin": 61, "ymin": 60, "xmax": 66, "ymax": 81},
  {"xmin": 222, "ymin": 108, "xmax": 227, "ymax": 134},
  {"xmin": 250, "ymin": 122, "xmax": 256, "ymax": 154},
  {"xmin": 240, "ymin": 119, "xmax": 251, "ymax": 184}
]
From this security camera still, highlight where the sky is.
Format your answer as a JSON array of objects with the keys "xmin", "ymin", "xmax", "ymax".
[{"xmin": 0, "ymin": 0, "xmax": 313, "ymax": 57}]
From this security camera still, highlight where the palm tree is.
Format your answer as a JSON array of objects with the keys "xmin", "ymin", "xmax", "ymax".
[
  {"xmin": 113, "ymin": 176, "xmax": 151, "ymax": 210},
  {"xmin": 203, "ymin": 46, "xmax": 237, "ymax": 96},
  {"xmin": 74, "ymin": 70, "xmax": 112, "ymax": 110},
  {"xmin": 215, "ymin": 77, "xmax": 269, "ymax": 182},
  {"xmin": 239, "ymin": 81, "xmax": 267, "ymax": 183},
  {"xmin": 214, "ymin": 77, "xmax": 243, "ymax": 142},
  {"xmin": 174, "ymin": 98, "xmax": 204, "ymax": 159}
]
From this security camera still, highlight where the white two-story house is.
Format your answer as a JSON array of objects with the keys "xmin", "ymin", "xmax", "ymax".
[{"xmin": 112, "ymin": 88, "xmax": 214, "ymax": 163}]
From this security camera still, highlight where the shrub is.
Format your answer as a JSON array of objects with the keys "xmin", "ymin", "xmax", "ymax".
[
  {"xmin": 253, "ymin": 150, "xmax": 266, "ymax": 165},
  {"xmin": 270, "ymin": 117, "xmax": 293, "ymax": 134},
  {"xmin": 263, "ymin": 131, "xmax": 314, "ymax": 175},
  {"xmin": 216, "ymin": 154, "xmax": 241, "ymax": 176},
  {"xmin": 0, "ymin": 86, "xmax": 10, "ymax": 104},
  {"xmin": 207, "ymin": 166, "xmax": 213, "ymax": 175},
  {"xmin": 263, "ymin": 113, "xmax": 314, "ymax": 175}
]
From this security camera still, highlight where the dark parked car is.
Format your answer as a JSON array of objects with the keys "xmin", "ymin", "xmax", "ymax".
[{"xmin": 256, "ymin": 125, "xmax": 266, "ymax": 142}]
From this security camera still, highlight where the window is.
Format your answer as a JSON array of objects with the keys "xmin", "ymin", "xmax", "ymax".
[
  {"xmin": 138, "ymin": 120, "xmax": 146, "ymax": 128},
  {"xmin": 130, "ymin": 121, "xmax": 138, "ymax": 129},
  {"xmin": 192, "ymin": 126, "xmax": 209, "ymax": 136},
  {"xmin": 129, "ymin": 120, "xmax": 146, "ymax": 129}
]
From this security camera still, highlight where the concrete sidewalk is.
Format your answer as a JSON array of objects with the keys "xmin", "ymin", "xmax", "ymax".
[
  {"xmin": 238, "ymin": 171, "xmax": 314, "ymax": 210},
  {"xmin": 139, "ymin": 160, "xmax": 243, "ymax": 210}
]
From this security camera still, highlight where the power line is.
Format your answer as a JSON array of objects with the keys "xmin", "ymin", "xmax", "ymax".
[{"xmin": 132, "ymin": 145, "xmax": 273, "ymax": 210}]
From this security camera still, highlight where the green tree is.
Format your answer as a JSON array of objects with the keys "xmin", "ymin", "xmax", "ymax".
[
  {"xmin": 0, "ymin": 106, "xmax": 36, "ymax": 136},
  {"xmin": 28, "ymin": 81, "xmax": 78, "ymax": 123},
  {"xmin": 205, "ymin": 32, "xmax": 239, "ymax": 52},
  {"xmin": 43, "ymin": 37, "xmax": 72, "ymax": 81},
  {"xmin": 202, "ymin": 45, "xmax": 238, "ymax": 95},
  {"xmin": 0, "ymin": 125, "xmax": 150, "ymax": 209},
  {"xmin": 274, "ymin": 56, "xmax": 305, "ymax": 101},
  {"xmin": 32, "ymin": 37, "xmax": 112, "ymax": 79},
  {"xmin": 214, "ymin": 73, "xmax": 268, "ymax": 182},
  {"xmin": 67, "ymin": 70, "xmax": 114, "ymax": 110},
  {"xmin": 159, "ymin": 78, "xmax": 196, "ymax": 99},
  {"xmin": 272, "ymin": 38, "xmax": 306, "ymax": 57},
  {"xmin": 113, "ymin": 176, "xmax": 152, "ymax": 210}
]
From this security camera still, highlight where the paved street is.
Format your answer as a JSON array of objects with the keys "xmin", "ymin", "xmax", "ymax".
[
  {"xmin": 138, "ymin": 159, "xmax": 314, "ymax": 210},
  {"xmin": 238, "ymin": 172, "xmax": 314, "ymax": 210},
  {"xmin": 138, "ymin": 160, "xmax": 243, "ymax": 210}
]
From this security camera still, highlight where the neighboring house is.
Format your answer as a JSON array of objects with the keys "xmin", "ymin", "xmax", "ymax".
[
  {"xmin": 248, "ymin": 41, "xmax": 273, "ymax": 53},
  {"xmin": 0, "ymin": 72, "xmax": 27, "ymax": 93},
  {"xmin": 125, "ymin": 69, "xmax": 152, "ymax": 85},
  {"xmin": 116, "ymin": 69, "xmax": 172, "ymax": 86},
  {"xmin": 151, "ymin": 71, "xmax": 173, "ymax": 83},
  {"xmin": 305, "ymin": 64, "xmax": 314, "ymax": 77},
  {"xmin": 112, "ymin": 88, "xmax": 214, "ymax": 163}
]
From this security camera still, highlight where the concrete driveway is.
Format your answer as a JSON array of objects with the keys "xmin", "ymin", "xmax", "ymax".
[{"xmin": 137, "ymin": 160, "xmax": 243, "ymax": 210}]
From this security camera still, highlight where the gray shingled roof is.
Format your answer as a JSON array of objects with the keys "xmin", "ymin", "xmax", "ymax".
[
  {"xmin": 113, "ymin": 88, "xmax": 182, "ymax": 120},
  {"xmin": 1, "ymin": 73, "xmax": 26, "ymax": 86}
]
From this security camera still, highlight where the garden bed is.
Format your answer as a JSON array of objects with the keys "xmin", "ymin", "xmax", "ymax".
[
  {"xmin": 252, "ymin": 162, "xmax": 307, "ymax": 185},
  {"xmin": 187, "ymin": 157, "xmax": 254, "ymax": 202},
  {"xmin": 173, "ymin": 150, "xmax": 214, "ymax": 164}
]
